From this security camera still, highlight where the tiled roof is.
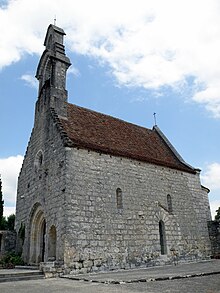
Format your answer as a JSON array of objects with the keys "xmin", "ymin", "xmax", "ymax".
[{"xmin": 59, "ymin": 103, "xmax": 195, "ymax": 173}]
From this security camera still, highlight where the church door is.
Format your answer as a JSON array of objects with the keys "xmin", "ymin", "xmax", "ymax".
[
  {"xmin": 159, "ymin": 220, "xmax": 167, "ymax": 255},
  {"xmin": 29, "ymin": 204, "xmax": 46, "ymax": 264}
]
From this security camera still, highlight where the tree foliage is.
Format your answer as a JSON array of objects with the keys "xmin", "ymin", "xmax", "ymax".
[
  {"xmin": 0, "ymin": 214, "xmax": 15, "ymax": 231},
  {"xmin": 6, "ymin": 214, "xmax": 15, "ymax": 231},
  {"xmin": 0, "ymin": 176, "xmax": 4, "ymax": 229},
  {"xmin": 215, "ymin": 207, "xmax": 220, "ymax": 221},
  {"xmin": 0, "ymin": 177, "xmax": 16, "ymax": 230}
]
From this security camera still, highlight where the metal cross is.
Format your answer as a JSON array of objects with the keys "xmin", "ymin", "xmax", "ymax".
[{"xmin": 153, "ymin": 112, "xmax": 157, "ymax": 126}]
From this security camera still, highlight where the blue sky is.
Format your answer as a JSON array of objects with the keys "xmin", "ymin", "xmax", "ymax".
[{"xmin": 0, "ymin": 0, "xmax": 220, "ymax": 218}]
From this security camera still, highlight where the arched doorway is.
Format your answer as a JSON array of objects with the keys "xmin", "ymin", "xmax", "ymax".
[
  {"xmin": 159, "ymin": 220, "xmax": 167, "ymax": 255},
  {"xmin": 29, "ymin": 204, "xmax": 46, "ymax": 264},
  {"xmin": 48, "ymin": 225, "xmax": 56, "ymax": 261}
]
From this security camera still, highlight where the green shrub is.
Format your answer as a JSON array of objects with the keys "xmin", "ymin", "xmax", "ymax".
[{"xmin": 0, "ymin": 252, "xmax": 24, "ymax": 268}]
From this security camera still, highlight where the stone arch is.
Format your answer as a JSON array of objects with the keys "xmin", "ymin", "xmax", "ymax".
[
  {"xmin": 154, "ymin": 205, "xmax": 170, "ymax": 224},
  {"xmin": 44, "ymin": 58, "xmax": 52, "ymax": 84},
  {"xmin": 29, "ymin": 203, "xmax": 46, "ymax": 264},
  {"xmin": 153, "ymin": 202, "xmax": 183, "ymax": 255},
  {"xmin": 48, "ymin": 225, "xmax": 56, "ymax": 261}
]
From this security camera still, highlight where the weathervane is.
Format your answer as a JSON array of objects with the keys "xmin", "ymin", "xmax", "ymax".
[{"xmin": 153, "ymin": 112, "xmax": 157, "ymax": 126}]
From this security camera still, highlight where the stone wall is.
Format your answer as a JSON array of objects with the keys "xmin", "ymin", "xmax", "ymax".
[
  {"xmin": 15, "ymin": 111, "xmax": 212, "ymax": 273},
  {"xmin": 208, "ymin": 220, "xmax": 220, "ymax": 258},
  {"xmin": 15, "ymin": 106, "xmax": 67, "ymax": 264},
  {"xmin": 0, "ymin": 230, "xmax": 16, "ymax": 256},
  {"xmin": 63, "ymin": 147, "xmax": 211, "ymax": 274}
]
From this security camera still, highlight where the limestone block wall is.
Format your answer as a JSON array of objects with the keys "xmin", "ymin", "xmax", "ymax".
[
  {"xmin": 0, "ymin": 231, "xmax": 16, "ymax": 256},
  {"xmin": 208, "ymin": 220, "xmax": 220, "ymax": 258},
  {"xmin": 15, "ymin": 107, "xmax": 67, "ymax": 264},
  {"xmin": 64, "ymin": 148, "xmax": 211, "ymax": 273}
]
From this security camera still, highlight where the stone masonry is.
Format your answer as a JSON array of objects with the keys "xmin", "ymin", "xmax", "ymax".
[
  {"xmin": 63, "ymin": 148, "xmax": 211, "ymax": 273},
  {"xmin": 0, "ymin": 230, "xmax": 16, "ymax": 256},
  {"xmin": 15, "ymin": 24, "xmax": 212, "ymax": 275},
  {"xmin": 208, "ymin": 220, "xmax": 220, "ymax": 258}
]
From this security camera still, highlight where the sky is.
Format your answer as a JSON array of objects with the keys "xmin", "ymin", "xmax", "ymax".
[{"xmin": 0, "ymin": 0, "xmax": 220, "ymax": 219}]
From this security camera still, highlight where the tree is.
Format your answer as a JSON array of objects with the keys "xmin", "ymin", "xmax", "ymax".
[
  {"xmin": 7, "ymin": 214, "xmax": 15, "ymax": 231},
  {"xmin": 0, "ymin": 177, "xmax": 15, "ymax": 230},
  {"xmin": 0, "ymin": 176, "xmax": 4, "ymax": 229},
  {"xmin": 215, "ymin": 207, "xmax": 220, "ymax": 221}
]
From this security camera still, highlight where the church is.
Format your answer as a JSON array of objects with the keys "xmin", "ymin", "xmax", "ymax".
[{"xmin": 15, "ymin": 24, "xmax": 212, "ymax": 274}]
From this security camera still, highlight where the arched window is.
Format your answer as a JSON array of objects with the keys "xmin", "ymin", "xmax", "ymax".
[
  {"xmin": 44, "ymin": 59, "xmax": 52, "ymax": 84},
  {"xmin": 116, "ymin": 188, "xmax": 123, "ymax": 210},
  {"xmin": 167, "ymin": 194, "xmax": 173, "ymax": 214},
  {"xmin": 34, "ymin": 150, "xmax": 43, "ymax": 172}
]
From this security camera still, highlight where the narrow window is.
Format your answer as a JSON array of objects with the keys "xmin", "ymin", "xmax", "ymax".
[
  {"xmin": 34, "ymin": 150, "xmax": 43, "ymax": 171},
  {"xmin": 167, "ymin": 194, "xmax": 173, "ymax": 214},
  {"xmin": 116, "ymin": 188, "xmax": 123, "ymax": 210},
  {"xmin": 159, "ymin": 220, "xmax": 167, "ymax": 255}
]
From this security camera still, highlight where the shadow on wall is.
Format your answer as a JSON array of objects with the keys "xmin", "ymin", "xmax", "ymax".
[{"xmin": 208, "ymin": 220, "xmax": 220, "ymax": 258}]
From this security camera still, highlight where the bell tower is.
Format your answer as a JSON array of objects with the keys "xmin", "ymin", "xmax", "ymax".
[{"xmin": 35, "ymin": 24, "xmax": 71, "ymax": 118}]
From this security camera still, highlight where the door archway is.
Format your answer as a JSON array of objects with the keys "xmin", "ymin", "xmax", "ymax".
[
  {"xmin": 29, "ymin": 204, "xmax": 46, "ymax": 264},
  {"xmin": 159, "ymin": 220, "xmax": 167, "ymax": 255}
]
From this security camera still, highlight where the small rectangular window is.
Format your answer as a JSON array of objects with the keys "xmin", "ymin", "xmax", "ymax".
[{"xmin": 116, "ymin": 188, "xmax": 123, "ymax": 209}]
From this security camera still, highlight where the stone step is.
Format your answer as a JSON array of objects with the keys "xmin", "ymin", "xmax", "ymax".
[
  {"xmin": 0, "ymin": 271, "xmax": 44, "ymax": 283},
  {"xmin": 15, "ymin": 265, "xmax": 40, "ymax": 270}
]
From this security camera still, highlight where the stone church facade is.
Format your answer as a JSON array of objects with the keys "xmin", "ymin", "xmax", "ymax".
[{"xmin": 15, "ymin": 24, "xmax": 211, "ymax": 274}]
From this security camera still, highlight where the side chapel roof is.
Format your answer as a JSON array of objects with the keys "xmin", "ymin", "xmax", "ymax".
[{"xmin": 56, "ymin": 103, "xmax": 196, "ymax": 174}]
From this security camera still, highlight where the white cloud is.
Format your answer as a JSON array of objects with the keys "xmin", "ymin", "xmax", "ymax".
[
  {"xmin": 201, "ymin": 162, "xmax": 220, "ymax": 190},
  {"xmin": 1, "ymin": 0, "xmax": 220, "ymax": 116},
  {"xmin": 210, "ymin": 200, "xmax": 220, "ymax": 220},
  {"xmin": 4, "ymin": 206, "xmax": 16, "ymax": 218},
  {"xmin": 0, "ymin": 155, "xmax": 23, "ymax": 216},
  {"xmin": 21, "ymin": 74, "xmax": 38, "ymax": 88},
  {"xmin": 68, "ymin": 65, "xmax": 80, "ymax": 77},
  {"xmin": 201, "ymin": 162, "xmax": 220, "ymax": 219}
]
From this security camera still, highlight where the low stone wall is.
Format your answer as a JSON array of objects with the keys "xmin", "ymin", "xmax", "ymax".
[
  {"xmin": 39, "ymin": 261, "xmax": 65, "ymax": 278},
  {"xmin": 208, "ymin": 221, "xmax": 220, "ymax": 258},
  {"xmin": 0, "ymin": 230, "xmax": 16, "ymax": 256}
]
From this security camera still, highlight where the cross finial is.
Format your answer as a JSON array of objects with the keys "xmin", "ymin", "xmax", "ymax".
[
  {"xmin": 153, "ymin": 112, "xmax": 157, "ymax": 126},
  {"xmin": 54, "ymin": 16, "xmax": 56, "ymax": 26}
]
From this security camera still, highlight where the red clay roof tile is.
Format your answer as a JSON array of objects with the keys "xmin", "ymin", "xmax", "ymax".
[{"xmin": 59, "ymin": 103, "xmax": 195, "ymax": 173}]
